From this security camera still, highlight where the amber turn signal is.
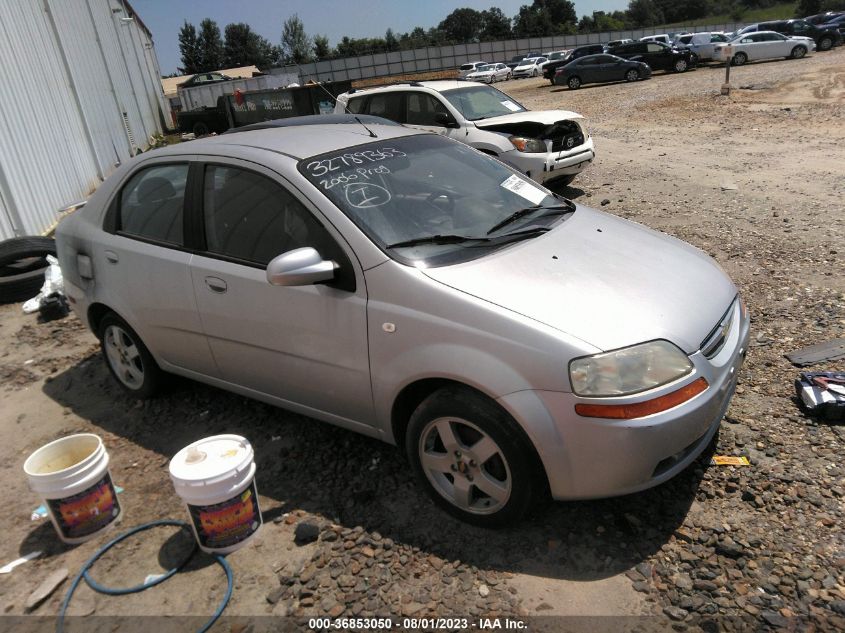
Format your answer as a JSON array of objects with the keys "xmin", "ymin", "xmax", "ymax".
[{"xmin": 575, "ymin": 377, "xmax": 709, "ymax": 419}]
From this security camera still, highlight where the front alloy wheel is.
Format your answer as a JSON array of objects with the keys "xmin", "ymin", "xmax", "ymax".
[
  {"xmin": 732, "ymin": 52, "xmax": 747, "ymax": 66},
  {"xmin": 674, "ymin": 58, "xmax": 688, "ymax": 72},
  {"xmin": 625, "ymin": 68, "xmax": 639, "ymax": 82},
  {"xmin": 818, "ymin": 37, "xmax": 833, "ymax": 51},
  {"xmin": 406, "ymin": 387, "xmax": 544, "ymax": 526}
]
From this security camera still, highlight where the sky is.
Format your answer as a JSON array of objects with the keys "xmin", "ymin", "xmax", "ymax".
[{"xmin": 134, "ymin": 0, "xmax": 629, "ymax": 74}]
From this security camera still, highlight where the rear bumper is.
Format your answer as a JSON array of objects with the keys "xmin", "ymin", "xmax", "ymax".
[{"xmin": 498, "ymin": 297, "xmax": 751, "ymax": 500}]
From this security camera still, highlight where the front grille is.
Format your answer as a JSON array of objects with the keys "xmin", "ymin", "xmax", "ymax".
[
  {"xmin": 546, "ymin": 121, "xmax": 585, "ymax": 152},
  {"xmin": 700, "ymin": 299, "xmax": 736, "ymax": 359}
]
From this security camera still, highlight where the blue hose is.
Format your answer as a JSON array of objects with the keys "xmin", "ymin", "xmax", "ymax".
[{"xmin": 56, "ymin": 519, "xmax": 233, "ymax": 633}]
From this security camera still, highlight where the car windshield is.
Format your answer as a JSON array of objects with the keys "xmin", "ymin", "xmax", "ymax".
[
  {"xmin": 477, "ymin": 65, "xmax": 494, "ymax": 71},
  {"xmin": 441, "ymin": 85, "xmax": 526, "ymax": 120},
  {"xmin": 548, "ymin": 51, "xmax": 566, "ymax": 59},
  {"xmin": 299, "ymin": 135, "xmax": 567, "ymax": 267},
  {"xmin": 510, "ymin": 55, "xmax": 524, "ymax": 62}
]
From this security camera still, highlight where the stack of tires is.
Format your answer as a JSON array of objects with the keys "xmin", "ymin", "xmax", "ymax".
[{"xmin": 0, "ymin": 236, "xmax": 56, "ymax": 304}]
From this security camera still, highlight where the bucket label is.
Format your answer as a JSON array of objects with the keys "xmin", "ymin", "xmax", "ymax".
[
  {"xmin": 47, "ymin": 473, "xmax": 121, "ymax": 540},
  {"xmin": 188, "ymin": 480, "xmax": 261, "ymax": 550}
]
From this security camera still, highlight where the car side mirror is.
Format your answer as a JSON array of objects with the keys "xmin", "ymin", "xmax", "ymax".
[
  {"xmin": 434, "ymin": 112, "xmax": 458, "ymax": 128},
  {"xmin": 266, "ymin": 247, "xmax": 337, "ymax": 286}
]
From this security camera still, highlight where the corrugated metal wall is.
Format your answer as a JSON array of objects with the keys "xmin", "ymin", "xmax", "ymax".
[
  {"xmin": 279, "ymin": 22, "xmax": 750, "ymax": 83},
  {"xmin": 0, "ymin": 0, "xmax": 169, "ymax": 239}
]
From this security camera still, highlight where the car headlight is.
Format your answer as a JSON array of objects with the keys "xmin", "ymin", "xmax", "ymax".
[
  {"xmin": 509, "ymin": 136, "xmax": 547, "ymax": 153},
  {"xmin": 569, "ymin": 340, "xmax": 693, "ymax": 397}
]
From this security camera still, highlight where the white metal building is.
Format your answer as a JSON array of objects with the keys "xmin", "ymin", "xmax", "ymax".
[{"xmin": 0, "ymin": 0, "xmax": 170, "ymax": 240}]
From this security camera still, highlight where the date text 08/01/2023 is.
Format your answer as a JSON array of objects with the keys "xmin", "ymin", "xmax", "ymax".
[{"xmin": 307, "ymin": 617, "xmax": 528, "ymax": 630}]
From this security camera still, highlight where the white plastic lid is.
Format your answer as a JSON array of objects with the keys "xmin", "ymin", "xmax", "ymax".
[{"xmin": 169, "ymin": 434, "xmax": 253, "ymax": 484}]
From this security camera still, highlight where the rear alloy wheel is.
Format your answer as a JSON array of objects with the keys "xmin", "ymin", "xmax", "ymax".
[
  {"xmin": 674, "ymin": 58, "xmax": 689, "ymax": 72},
  {"xmin": 568, "ymin": 75, "xmax": 581, "ymax": 90},
  {"xmin": 790, "ymin": 46, "xmax": 807, "ymax": 59},
  {"xmin": 99, "ymin": 313, "xmax": 162, "ymax": 398},
  {"xmin": 732, "ymin": 52, "xmax": 747, "ymax": 66},
  {"xmin": 625, "ymin": 68, "xmax": 640, "ymax": 82},
  {"xmin": 406, "ymin": 387, "xmax": 544, "ymax": 526},
  {"xmin": 818, "ymin": 37, "xmax": 833, "ymax": 51}
]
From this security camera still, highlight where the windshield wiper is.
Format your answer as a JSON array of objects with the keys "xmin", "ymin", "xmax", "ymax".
[
  {"xmin": 486, "ymin": 202, "xmax": 574, "ymax": 235},
  {"xmin": 385, "ymin": 234, "xmax": 490, "ymax": 249}
]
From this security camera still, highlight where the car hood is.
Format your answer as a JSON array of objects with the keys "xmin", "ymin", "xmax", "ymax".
[
  {"xmin": 514, "ymin": 64, "xmax": 535, "ymax": 70},
  {"xmin": 421, "ymin": 205, "xmax": 736, "ymax": 353},
  {"xmin": 474, "ymin": 110, "xmax": 583, "ymax": 127}
]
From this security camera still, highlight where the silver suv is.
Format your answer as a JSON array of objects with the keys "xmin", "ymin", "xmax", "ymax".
[
  {"xmin": 56, "ymin": 118, "xmax": 748, "ymax": 526},
  {"xmin": 336, "ymin": 81, "xmax": 594, "ymax": 186}
]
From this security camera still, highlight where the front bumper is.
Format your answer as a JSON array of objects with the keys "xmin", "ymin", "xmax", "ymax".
[
  {"xmin": 498, "ymin": 297, "xmax": 751, "ymax": 500},
  {"xmin": 502, "ymin": 136, "xmax": 596, "ymax": 184}
]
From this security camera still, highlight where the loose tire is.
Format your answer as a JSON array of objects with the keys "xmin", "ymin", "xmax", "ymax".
[
  {"xmin": 674, "ymin": 58, "xmax": 689, "ymax": 72},
  {"xmin": 192, "ymin": 121, "xmax": 210, "ymax": 137},
  {"xmin": 732, "ymin": 52, "xmax": 747, "ymax": 66},
  {"xmin": 0, "ymin": 236, "xmax": 56, "ymax": 304},
  {"xmin": 99, "ymin": 313, "xmax": 162, "ymax": 399},
  {"xmin": 818, "ymin": 37, "xmax": 833, "ymax": 52},
  {"xmin": 406, "ymin": 387, "xmax": 545, "ymax": 527},
  {"xmin": 0, "ymin": 267, "xmax": 49, "ymax": 304},
  {"xmin": 625, "ymin": 68, "xmax": 639, "ymax": 82},
  {"xmin": 567, "ymin": 75, "xmax": 581, "ymax": 90},
  {"xmin": 790, "ymin": 45, "xmax": 807, "ymax": 59}
]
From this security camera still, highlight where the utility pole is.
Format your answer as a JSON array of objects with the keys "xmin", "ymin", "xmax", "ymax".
[{"xmin": 721, "ymin": 45, "xmax": 733, "ymax": 95}]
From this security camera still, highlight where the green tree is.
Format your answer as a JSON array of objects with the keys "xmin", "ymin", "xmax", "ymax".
[
  {"xmin": 796, "ymin": 0, "xmax": 822, "ymax": 15},
  {"xmin": 198, "ymin": 19, "xmax": 224, "ymax": 71},
  {"xmin": 281, "ymin": 14, "xmax": 313, "ymax": 64},
  {"xmin": 224, "ymin": 23, "xmax": 277, "ymax": 68},
  {"xmin": 479, "ymin": 8, "xmax": 512, "ymax": 40},
  {"xmin": 385, "ymin": 28, "xmax": 399, "ymax": 51},
  {"xmin": 513, "ymin": 0, "xmax": 577, "ymax": 37},
  {"xmin": 313, "ymin": 34, "xmax": 331, "ymax": 60},
  {"xmin": 627, "ymin": 0, "xmax": 664, "ymax": 26},
  {"xmin": 438, "ymin": 8, "xmax": 484, "ymax": 42},
  {"xmin": 177, "ymin": 21, "xmax": 202, "ymax": 74}
]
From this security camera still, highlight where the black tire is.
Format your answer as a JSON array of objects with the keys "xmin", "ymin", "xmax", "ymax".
[
  {"xmin": 0, "ymin": 266, "xmax": 48, "ymax": 304},
  {"xmin": 625, "ymin": 68, "xmax": 639, "ymax": 82},
  {"xmin": 552, "ymin": 174, "xmax": 577, "ymax": 187},
  {"xmin": 674, "ymin": 58, "xmax": 689, "ymax": 72},
  {"xmin": 567, "ymin": 75, "xmax": 581, "ymax": 90},
  {"xmin": 192, "ymin": 121, "xmax": 210, "ymax": 137},
  {"xmin": 0, "ymin": 236, "xmax": 56, "ymax": 270},
  {"xmin": 405, "ymin": 386, "xmax": 546, "ymax": 527},
  {"xmin": 818, "ymin": 37, "xmax": 833, "ymax": 52},
  {"xmin": 790, "ymin": 46, "xmax": 807, "ymax": 59},
  {"xmin": 98, "ymin": 312, "xmax": 162, "ymax": 399},
  {"xmin": 732, "ymin": 52, "xmax": 747, "ymax": 66}
]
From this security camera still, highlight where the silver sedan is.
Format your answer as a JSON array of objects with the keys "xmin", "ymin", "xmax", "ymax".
[{"xmin": 56, "ymin": 117, "xmax": 749, "ymax": 526}]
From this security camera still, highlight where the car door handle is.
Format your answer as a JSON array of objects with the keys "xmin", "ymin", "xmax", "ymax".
[
  {"xmin": 205, "ymin": 276, "xmax": 227, "ymax": 293},
  {"xmin": 104, "ymin": 250, "xmax": 119, "ymax": 264}
]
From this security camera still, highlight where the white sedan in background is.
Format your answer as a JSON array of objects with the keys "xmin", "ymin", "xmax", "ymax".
[
  {"xmin": 512, "ymin": 56, "xmax": 548, "ymax": 78},
  {"xmin": 465, "ymin": 62, "xmax": 512, "ymax": 83},
  {"xmin": 713, "ymin": 31, "xmax": 815, "ymax": 65}
]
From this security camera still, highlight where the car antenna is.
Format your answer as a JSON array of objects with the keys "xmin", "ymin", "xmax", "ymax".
[
  {"xmin": 287, "ymin": 59, "xmax": 377, "ymax": 137},
  {"xmin": 354, "ymin": 116, "xmax": 377, "ymax": 137}
]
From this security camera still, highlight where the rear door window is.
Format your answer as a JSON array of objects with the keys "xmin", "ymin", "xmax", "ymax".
[
  {"xmin": 118, "ymin": 163, "xmax": 188, "ymax": 245},
  {"xmin": 364, "ymin": 93, "xmax": 405, "ymax": 123},
  {"xmin": 406, "ymin": 92, "xmax": 449, "ymax": 126}
]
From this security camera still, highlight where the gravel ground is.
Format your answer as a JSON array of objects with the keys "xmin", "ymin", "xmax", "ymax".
[{"xmin": 0, "ymin": 50, "xmax": 843, "ymax": 631}]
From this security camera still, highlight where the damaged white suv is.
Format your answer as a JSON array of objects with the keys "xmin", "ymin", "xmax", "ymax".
[{"xmin": 335, "ymin": 81, "xmax": 594, "ymax": 186}]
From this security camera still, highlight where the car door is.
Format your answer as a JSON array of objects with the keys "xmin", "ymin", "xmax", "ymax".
[
  {"xmin": 764, "ymin": 32, "xmax": 790, "ymax": 56},
  {"xmin": 187, "ymin": 159, "xmax": 374, "ymax": 425},
  {"xmin": 645, "ymin": 43, "xmax": 669, "ymax": 69},
  {"xmin": 97, "ymin": 158, "xmax": 219, "ymax": 377},
  {"xmin": 596, "ymin": 55, "xmax": 625, "ymax": 81}
]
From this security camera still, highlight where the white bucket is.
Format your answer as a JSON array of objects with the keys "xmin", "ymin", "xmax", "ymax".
[
  {"xmin": 23, "ymin": 434, "xmax": 122, "ymax": 544},
  {"xmin": 169, "ymin": 434, "xmax": 262, "ymax": 555}
]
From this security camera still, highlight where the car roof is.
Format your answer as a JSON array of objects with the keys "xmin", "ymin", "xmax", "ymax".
[
  {"xmin": 157, "ymin": 118, "xmax": 421, "ymax": 160},
  {"xmin": 346, "ymin": 80, "xmax": 489, "ymax": 95}
]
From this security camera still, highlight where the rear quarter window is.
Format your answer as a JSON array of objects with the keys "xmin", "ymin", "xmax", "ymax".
[{"xmin": 345, "ymin": 97, "xmax": 365, "ymax": 114}]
